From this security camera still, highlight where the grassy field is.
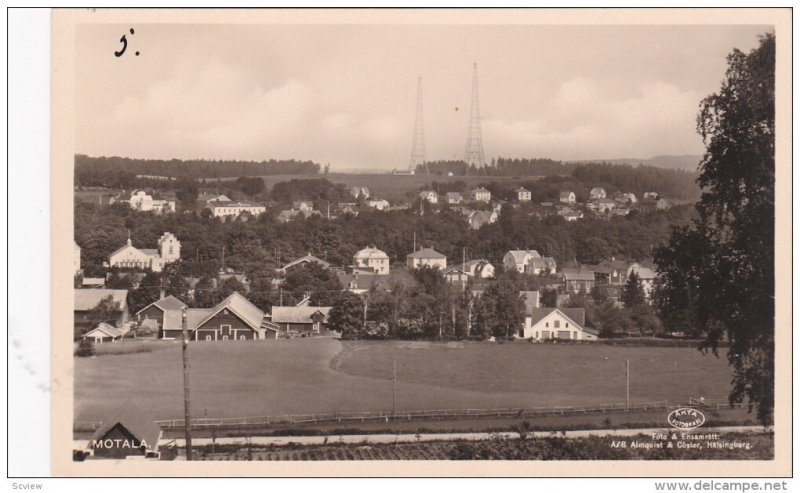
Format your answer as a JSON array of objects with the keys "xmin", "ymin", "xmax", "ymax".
[{"xmin": 74, "ymin": 338, "xmax": 736, "ymax": 424}]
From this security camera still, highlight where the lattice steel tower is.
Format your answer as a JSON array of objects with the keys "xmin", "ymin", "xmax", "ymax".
[
  {"xmin": 409, "ymin": 76, "xmax": 427, "ymax": 173},
  {"xmin": 464, "ymin": 62, "xmax": 486, "ymax": 168}
]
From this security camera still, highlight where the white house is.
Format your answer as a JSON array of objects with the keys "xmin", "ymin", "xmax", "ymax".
[
  {"xmin": 503, "ymin": 250, "xmax": 541, "ymax": 273},
  {"xmin": 353, "ymin": 246, "xmax": 390, "ymax": 274},
  {"xmin": 293, "ymin": 201, "xmax": 314, "ymax": 212},
  {"xmin": 463, "ymin": 259, "xmax": 495, "ymax": 279},
  {"xmin": 82, "ymin": 322, "xmax": 130, "ymax": 344},
  {"xmin": 366, "ymin": 198, "xmax": 390, "ymax": 211},
  {"xmin": 108, "ymin": 232, "xmax": 181, "ymax": 273},
  {"xmin": 516, "ymin": 187, "xmax": 532, "ymax": 202},
  {"xmin": 471, "ymin": 187, "xmax": 492, "ymax": 203},
  {"xmin": 559, "ymin": 191, "xmax": 576, "ymax": 204},
  {"xmin": 419, "ymin": 190, "xmax": 439, "ymax": 205},
  {"xmin": 525, "ymin": 257, "xmax": 557, "ymax": 275},
  {"xmin": 406, "ymin": 247, "xmax": 447, "ymax": 270},
  {"xmin": 589, "ymin": 187, "xmax": 607, "ymax": 200},
  {"xmin": 212, "ymin": 202, "xmax": 267, "ymax": 218},
  {"xmin": 446, "ymin": 192, "xmax": 464, "ymax": 205},
  {"xmin": 129, "ymin": 190, "xmax": 176, "ymax": 214},
  {"xmin": 522, "ymin": 307, "xmax": 598, "ymax": 341}
]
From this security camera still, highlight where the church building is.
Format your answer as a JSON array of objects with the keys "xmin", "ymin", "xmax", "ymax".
[{"xmin": 108, "ymin": 232, "xmax": 181, "ymax": 273}]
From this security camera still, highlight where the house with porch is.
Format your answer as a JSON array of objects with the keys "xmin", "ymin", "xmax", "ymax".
[{"xmin": 269, "ymin": 306, "xmax": 333, "ymax": 337}]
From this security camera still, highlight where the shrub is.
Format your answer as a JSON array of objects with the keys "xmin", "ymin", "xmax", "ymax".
[{"xmin": 75, "ymin": 339, "xmax": 95, "ymax": 357}]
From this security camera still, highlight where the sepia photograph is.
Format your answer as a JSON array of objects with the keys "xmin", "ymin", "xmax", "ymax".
[{"xmin": 44, "ymin": 7, "xmax": 791, "ymax": 477}]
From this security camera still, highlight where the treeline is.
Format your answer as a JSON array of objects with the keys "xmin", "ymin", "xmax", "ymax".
[
  {"xmin": 74, "ymin": 154, "xmax": 320, "ymax": 188},
  {"xmin": 417, "ymin": 158, "xmax": 572, "ymax": 177},
  {"xmin": 415, "ymin": 160, "xmax": 700, "ymax": 202},
  {"xmin": 571, "ymin": 163, "xmax": 699, "ymax": 201}
]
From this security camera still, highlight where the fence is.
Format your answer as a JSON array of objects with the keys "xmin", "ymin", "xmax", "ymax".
[
  {"xmin": 76, "ymin": 397, "xmax": 746, "ymax": 433},
  {"xmin": 152, "ymin": 400, "xmax": 670, "ymax": 430}
]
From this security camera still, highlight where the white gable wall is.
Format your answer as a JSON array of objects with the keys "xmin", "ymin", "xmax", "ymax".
[{"xmin": 522, "ymin": 310, "xmax": 597, "ymax": 341}]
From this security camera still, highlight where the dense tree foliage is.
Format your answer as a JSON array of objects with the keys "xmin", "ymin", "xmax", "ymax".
[
  {"xmin": 75, "ymin": 154, "xmax": 320, "ymax": 188},
  {"xmin": 416, "ymin": 159, "xmax": 700, "ymax": 202},
  {"xmin": 654, "ymin": 33, "xmax": 775, "ymax": 424}
]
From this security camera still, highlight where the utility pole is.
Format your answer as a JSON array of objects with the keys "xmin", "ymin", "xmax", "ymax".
[
  {"xmin": 392, "ymin": 360, "xmax": 397, "ymax": 420},
  {"xmin": 626, "ymin": 359, "xmax": 630, "ymax": 412},
  {"xmin": 363, "ymin": 298, "xmax": 369, "ymax": 332},
  {"xmin": 181, "ymin": 307, "xmax": 193, "ymax": 460}
]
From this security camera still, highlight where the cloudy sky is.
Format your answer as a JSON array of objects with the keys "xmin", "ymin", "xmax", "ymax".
[{"xmin": 75, "ymin": 23, "xmax": 769, "ymax": 170}]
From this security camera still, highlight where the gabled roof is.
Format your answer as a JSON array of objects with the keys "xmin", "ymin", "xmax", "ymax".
[
  {"xmin": 505, "ymin": 250, "xmax": 541, "ymax": 264},
  {"xmin": 528, "ymin": 307, "xmax": 587, "ymax": 329},
  {"xmin": 108, "ymin": 242, "xmax": 137, "ymax": 258},
  {"xmin": 407, "ymin": 247, "xmax": 446, "ymax": 259},
  {"xmin": 559, "ymin": 191, "xmax": 574, "ymax": 199},
  {"xmin": 443, "ymin": 266, "xmax": 468, "ymax": 276},
  {"xmin": 280, "ymin": 254, "xmax": 331, "ymax": 272},
  {"xmin": 631, "ymin": 266, "xmax": 657, "ymax": 280},
  {"xmin": 463, "ymin": 259, "xmax": 490, "ymax": 268},
  {"xmin": 271, "ymin": 306, "xmax": 332, "ymax": 324},
  {"xmin": 516, "ymin": 187, "xmax": 531, "ymax": 193},
  {"xmin": 353, "ymin": 246, "xmax": 389, "ymax": 260},
  {"xmin": 528, "ymin": 257, "xmax": 557, "ymax": 269},
  {"xmin": 74, "ymin": 289, "xmax": 128, "ymax": 312},
  {"xmin": 90, "ymin": 401, "xmax": 161, "ymax": 452},
  {"xmin": 84, "ymin": 322, "xmax": 128, "ymax": 339},
  {"xmin": 446, "ymin": 192, "xmax": 463, "ymax": 198},
  {"xmin": 191, "ymin": 292, "xmax": 265, "ymax": 331},
  {"xmin": 184, "ymin": 308, "xmax": 214, "ymax": 330},
  {"xmin": 136, "ymin": 295, "xmax": 187, "ymax": 315},
  {"xmin": 562, "ymin": 268, "xmax": 595, "ymax": 281}
]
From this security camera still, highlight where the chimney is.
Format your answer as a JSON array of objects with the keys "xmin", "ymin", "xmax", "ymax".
[{"xmin": 159, "ymin": 289, "xmax": 165, "ymax": 300}]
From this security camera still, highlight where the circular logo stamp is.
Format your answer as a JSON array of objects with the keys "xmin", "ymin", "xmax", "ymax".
[{"xmin": 667, "ymin": 407, "xmax": 706, "ymax": 429}]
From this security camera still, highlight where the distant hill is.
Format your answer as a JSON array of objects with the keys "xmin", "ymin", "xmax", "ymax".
[{"xmin": 569, "ymin": 155, "xmax": 703, "ymax": 172}]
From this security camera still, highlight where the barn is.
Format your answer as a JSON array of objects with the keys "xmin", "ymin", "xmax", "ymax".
[
  {"xmin": 136, "ymin": 295, "xmax": 186, "ymax": 338},
  {"xmin": 89, "ymin": 402, "xmax": 161, "ymax": 459},
  {"xmin": 190, "ymin": 292, "xmax": 270, "ymax": 341}
]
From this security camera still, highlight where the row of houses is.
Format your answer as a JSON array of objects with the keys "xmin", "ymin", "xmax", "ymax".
[
  {"xmin": 76, "ymin": 289, "xmax": 334, "ymax": 344},
  {"xmin": 77, "ymin": 285, "xmax": 597, "ymax": 347},
  {"xmin": 419, "ymin": 187, "xmax": 494, "ymax": 205}
]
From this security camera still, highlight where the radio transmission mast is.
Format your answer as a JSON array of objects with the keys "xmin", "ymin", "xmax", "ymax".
[
  {"xmin": 409, "ymin": 76, "xmax": 427, "ymax": 174},
  {"xmin": 464, "ymin": 63, "xmax": 486, "ymax": 169}
]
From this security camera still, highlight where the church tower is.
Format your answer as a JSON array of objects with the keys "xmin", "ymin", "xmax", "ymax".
[{"xmin": 158, "ymin": 232, "xmax": 181, "ymax": 262}]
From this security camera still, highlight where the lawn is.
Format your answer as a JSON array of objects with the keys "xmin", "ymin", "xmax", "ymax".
[{"xmin": 74, "ymin": 338, "xmax": 734, "ymax": 423}]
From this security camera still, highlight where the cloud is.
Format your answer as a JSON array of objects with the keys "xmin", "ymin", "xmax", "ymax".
[{"xmin": 483, "ymin": 78, "xmax": 705, "ymax": 160}]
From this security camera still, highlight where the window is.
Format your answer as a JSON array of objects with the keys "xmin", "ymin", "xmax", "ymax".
[
  {"xmin": 545, "ymin": 322, "xmax": 549, "ymax": 328},
  {"xmin": 240, "ymin": 335, "xmax": 245, "ymax": 341},
  {"xmin": 205, "ymin": 335, "xmax": 212, "ymax": 341},
  {"xmin": 566, "ymin": 323, "xmax": 569, "ymax": 328},
  {"xmin": 554, "ymin": 320, "xmax": 560, "ymax": 328},
  {"xmin": 222, "ymin": 335, "xmax": 229, "ymax": 341}
]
